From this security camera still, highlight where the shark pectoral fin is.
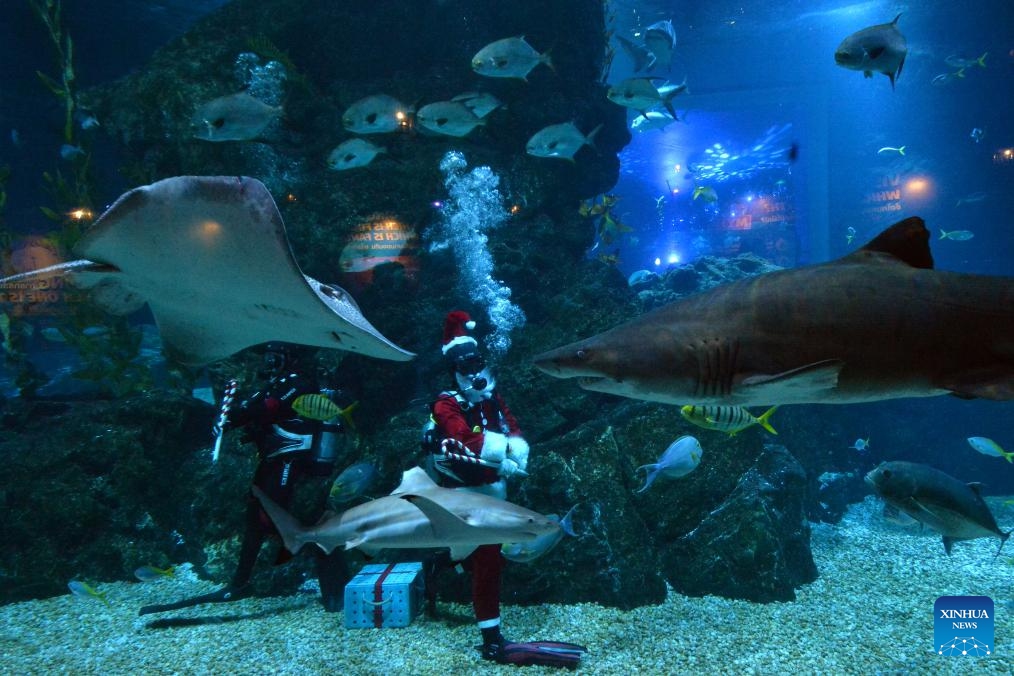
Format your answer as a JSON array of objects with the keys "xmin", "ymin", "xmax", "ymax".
[
  {"xmin": 402, "ymin": 494, "xmax": 468, "ymax": 538},
  {"xmin": 450, "ymin": 545, "xmax": 478, "ymax": 560},
  {"xmin": 345, "ymin": 536, "xmax": 368, "ymax": 550},
  {"xmin": 739, "ymin": 360, "xmax": 843, "ymax": 401},
  {"xmin": 938, "ymin": 372, "xmax": 1014, "ymax": 401}
]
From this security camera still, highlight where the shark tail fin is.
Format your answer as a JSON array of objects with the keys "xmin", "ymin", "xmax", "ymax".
[
  {"xmin": 756, "ymin": 405, "xmax": 779, "ymax": 435},
  {"xmin": 250, "ymin": 485, "xmax": 311, "ymax": 554},
  {"xmin": 994, "ymin": 530, "xmax": 1011, "ymax": 560}
]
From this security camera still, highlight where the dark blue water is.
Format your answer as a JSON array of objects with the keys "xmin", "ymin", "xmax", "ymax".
[{"xmin": 604, "ymin": 0, "xmax": 1014, "ymax": 277}]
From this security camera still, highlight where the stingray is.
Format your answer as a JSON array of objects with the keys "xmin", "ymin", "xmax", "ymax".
[{"xmin": 0, "ymin": 176, "xmax": 414, "ymax": 365}]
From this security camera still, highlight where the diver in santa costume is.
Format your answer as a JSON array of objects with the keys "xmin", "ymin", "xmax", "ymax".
[{"xmin": 423, "ymin": 311, "xmax": 586, "ymax": 669}]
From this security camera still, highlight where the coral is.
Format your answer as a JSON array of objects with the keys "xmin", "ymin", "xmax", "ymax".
[{"xmin": 428, "ymin": 152, "xmax": 527, "ymax": 356}]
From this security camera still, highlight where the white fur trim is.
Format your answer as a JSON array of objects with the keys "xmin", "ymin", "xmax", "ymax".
[
  {"xmin": 442, "ymin": 335, "xmax": 478, "ymax": 353},
  {"xmin": 508, "ymin": 436, "xmax": 530, "ymax": 471},
  {"xmin": 480, "ymin": 431, "xmax": 508, "ymax": 463},
  {"xmin": 460, "ymin": 479, "xmax": 507, "ymax": 500},
  {"xmin": 477, "ymin": 617, "xmax": 501, "ymax": 629}
]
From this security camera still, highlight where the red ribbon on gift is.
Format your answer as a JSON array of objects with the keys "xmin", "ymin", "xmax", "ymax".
[{"xmin": 372, "ymin": 563, "xmax": 396, "ymax": 628}]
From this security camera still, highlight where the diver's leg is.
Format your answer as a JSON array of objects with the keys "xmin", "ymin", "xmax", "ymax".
[
  {"xmin": 469, "ymin": 544, "xmax": 506, "ymax": 660},
  {"xmin": 315, "ymin": 548, "xmax": 349, "ymax": 612}
]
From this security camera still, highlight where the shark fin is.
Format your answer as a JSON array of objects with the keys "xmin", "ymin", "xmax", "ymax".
[
  {"xmin": 345, "ymin": 535, "xmax": 368, "ymax": 550},
  {"xmin": 849, "ymin": 217, "xmax": 934, "ymax": 269},
  {"xmin": 450, "ymin": 545, "xmax": 479, "ymax": 560},
  {"xmin": 937, "ymin": 371, "xmax": 1014, "ymax": 401},
  {"xmin": 739, "ymin": 360, "xmax": 843, "ymax": 399},
  {"xmin": 401, "ymin": 493, "xmax": 469, "ymax": 538},
  {"xmin": 250, "ymin": 485, "xmax": 308, "ymax": 554},
  {"xmin": 390, "ymin": 466, "xmax": 439, "ymax": 495}
]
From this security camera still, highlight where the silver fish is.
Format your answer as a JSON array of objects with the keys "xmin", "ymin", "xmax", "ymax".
[
  {"xmin": 416, "ymin": 101, "xmax": 485, "ymax": 137},
  {"xmin": 635, "ymin": 435, "xmax": 703, "ymax": 493},
  {"xmin": 834, "ymin": 14, "xmax": 907, "ymax": 89},
  {"xmin": 526, "ymin": 122, "xmax": 601, "ymax": 161},
  {"xmin": 938, "ymin": 229, "xmax": 974, "ymax": 241},
  {"xmin": 191, "ymin": 92, "xmax": 282, "ymax": 142},
  {"xmin": 607, "ymin": 77, "xmax": 686, "ymax": 118},
  {"xmin": 450, "ymin": 91, "xmax": 503, "ymax": 119},
  {"xmin": 956, "ymin": 192, "xmax": 987, "ymax": 207},
  {"xmin": 327, "ymin": 138, "xmax": 386, "ymax": 171},
  {"xmin": 931, "ymin": 69, "xmax": 965, "ymax": 86},
  {"xmin": 631, "ymin": 111, "xmax": 677, "ymax": 133},
  {"xmin": 945, "ymin": 52, "xmax": 987, "ymax": 69},
  {"xmin": 471, "ymin": 36, "xmax": 552, "ymax": 80},
  {"xmin": 342, "ymin": 94, "xmax": 410, "ymax": 135}
]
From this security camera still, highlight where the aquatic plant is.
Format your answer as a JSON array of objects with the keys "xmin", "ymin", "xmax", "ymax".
[
  {"xmin": 28, "ymin": 0, "xmax": 76, "ymax": 143},
  {"xmin": 28, "ymin": 0, "xmax": 95, "ymax": 252},
  {"xmin": 428, "ymin": 152, "xmax": 526, "ymax": 356}
]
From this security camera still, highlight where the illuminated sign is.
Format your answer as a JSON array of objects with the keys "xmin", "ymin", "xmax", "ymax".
[
  {"xmin": 339, "ymin": 215, "xmax": 419, "ymax": 286},
  {"xmin": 0, "ymin": 236, "xmax": 80, "ymax": 316}
]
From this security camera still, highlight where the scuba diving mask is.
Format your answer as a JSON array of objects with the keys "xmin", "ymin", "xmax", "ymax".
[{"xmin": 454, "ymin": 353, "xmax": 496, "ymax": 402}]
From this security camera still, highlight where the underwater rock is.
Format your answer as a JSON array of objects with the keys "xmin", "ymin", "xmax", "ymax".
[
  {"xmin": 662, "ymin": 444, "xmax": 818, "ymax": 602},
  {"xmin": 500, "ymin": 423, "xmax": 668, "ymax": 609},
  {"xmin": 639, "ymin": 253, "xmax": 784, "ymax": 310},
  {"xmin": 815, "ymin": 470, "xmax": 868, "ymax": 524}
]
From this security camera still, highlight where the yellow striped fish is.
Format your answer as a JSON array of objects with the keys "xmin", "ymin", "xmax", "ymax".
[
  {"xmin": 292, "ymin": 393, "xmax": 359, "ymax": 427},
  {"xmin": 679, "ymin": 405, "xmax": 779, "ymax": 436}
]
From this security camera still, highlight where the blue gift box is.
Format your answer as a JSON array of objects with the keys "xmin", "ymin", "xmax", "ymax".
[{"xmin": 344, "ymin": 562, "xmax": 424, "ymax": 628}]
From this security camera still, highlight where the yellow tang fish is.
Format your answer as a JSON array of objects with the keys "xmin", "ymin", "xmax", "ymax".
[
  {"xmin": 680, "ymin": 405, "xmax": 779, "ymax": 436},
  {"xmin": 292, "ymin": 393, "xmax": 359, "ymax": 427}
]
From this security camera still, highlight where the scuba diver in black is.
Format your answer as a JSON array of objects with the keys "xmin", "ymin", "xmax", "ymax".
[{"xmin": 139, "ymin": 342, "xmax": 350, "ymax": 615}]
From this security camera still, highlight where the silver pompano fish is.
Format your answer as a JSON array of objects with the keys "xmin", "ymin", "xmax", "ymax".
[
  {"xmin": 253, "ymin": 467, "xmax": 559, "ymax": 561},
  {"xmin": 451, "ymin": 92, "xmax": 503, "ymax": 119},
  {"xmin": 534, "ymin": 217, "xmax": 1014, "ymax": 406},
  {"xmin": 191, "ymin": 92, "xmax": 282, "ymax": 142},
  {"xmin": 342, "ymin": 94, "xmax": 410, "ymax": 134},
  {"xmin": 471, "ymin": 36, "xmax": 552, "ymax": 80},
  {"xmin": 416, "ymin": 101, "xmax": 485, "ymax": 137},
  {"xmin": 834, "ymin": 14, "xmax": 907, "ymax": 89},
  {"xmin": 526, "ymin": 122, "xmax": 602, "ymax": 160},
  {"xmin": 865, "ymin": 460, "xmax": 1011, "ymax": 555},
  {"xmin": 607, "ymin": 77, "xmax": 686, "ymax": 118},
  {"xmin": 327, "ymin": 138, "xmax": 386, "ymax": 170}
]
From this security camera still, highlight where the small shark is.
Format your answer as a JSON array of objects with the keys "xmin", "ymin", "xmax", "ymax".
[
  {"xmin": 865, "ymin": 461, "xmax": 1011, "ymax": 555},
  {"xmin": 534, "ymin": 217, "xmax": 1014, "ymax": 406},
  {"xmin": 252, "ymin": 467, "xmax": 559, "ymax": 561}
]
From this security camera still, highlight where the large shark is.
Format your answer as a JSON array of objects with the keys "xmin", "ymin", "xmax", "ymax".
[
  {"xmin": 865, "ymin": 460, "xmax": 1010, "ymax": 555},
  {"xmin": 0, "ymin": 176, "xmax": 414, "ymax": 365},
  {"xmin": 535, "ymin": 217, "xmax": 1014, "ymax": 406},
  {"xmin": 252, "ymin": 467, "xmax": 559, "ymax": 560}
]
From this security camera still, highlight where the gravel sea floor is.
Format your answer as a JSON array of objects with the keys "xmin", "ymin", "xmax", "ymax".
[{"xmin": 2, "ymin": 496, "xmax": 1012, "ymax": 675}]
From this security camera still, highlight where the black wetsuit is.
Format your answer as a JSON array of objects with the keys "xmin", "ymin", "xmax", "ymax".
[{"xmin": 226, "ymin": 370, "xmax": 349, "ymax": 610}]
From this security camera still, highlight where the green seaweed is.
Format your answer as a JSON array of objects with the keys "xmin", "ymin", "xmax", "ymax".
[{"xmin": 28, "ymin": 0, "xmax": 76, "ymax": 143}]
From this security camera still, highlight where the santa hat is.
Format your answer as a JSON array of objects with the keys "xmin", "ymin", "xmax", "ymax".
[{"xmin": 442, "ymin": 310, "xmax": 478, "ymax": 356}]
